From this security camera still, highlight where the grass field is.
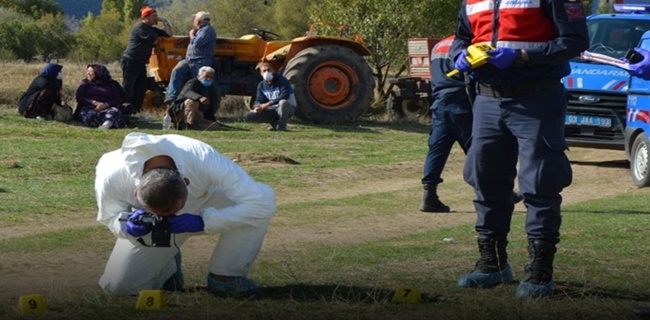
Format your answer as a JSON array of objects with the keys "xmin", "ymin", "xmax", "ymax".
[
  {"xmin": 0, "ymin": 58, "xmax": 650, "ymax": 320},
  {"xmin": 1, "ymin": 85, "xmax": 650, "ymax": 319}
]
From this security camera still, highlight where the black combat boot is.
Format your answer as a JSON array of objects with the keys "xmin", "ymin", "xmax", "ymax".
[
  {"xmin": 418, "ymin": 184, "xmax": 450, "ymax": 212},
  {"xmin": 458, "ymin": 235, "xmax": 514, "ymax": 288},
  {"xmin": 515, "ymin": 240, "xmax": 558, "ymax": 298}
]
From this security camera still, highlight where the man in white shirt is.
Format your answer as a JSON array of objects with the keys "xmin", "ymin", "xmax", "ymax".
[{"xmin": 95, "ymin": 132, "xmax": 276, "ymax": 296}]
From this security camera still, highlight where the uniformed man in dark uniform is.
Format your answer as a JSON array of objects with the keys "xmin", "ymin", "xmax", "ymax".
[
  {"xmin": 419, "ymin": 35, "xmax": 473, "ymax": 213},
  {"xmin": 450, "ymin": 0, "xmax": 589, "ymax": 298},
  {"xmin": 623, "ymin": 45, "xmax": 650, "ymax": 319}
]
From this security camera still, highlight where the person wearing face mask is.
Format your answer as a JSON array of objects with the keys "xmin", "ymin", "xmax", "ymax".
[
  {"xmin": 245, "ymin": 61, "xmax": 297, "ymax": 131},
  {"xmin": 165, "ymin": 11, "xmax": 217, "ymax": 104},
  {"xmin": 18, "ymin": 63, "xmax": 64, "ymax": 120},
  {"xmin": 167, "ymin": 66, "xmax": 221, "ymax": 130},
  {"xmin": 95, "ymin": 132, "xmax": 276, "ymax": 296}
]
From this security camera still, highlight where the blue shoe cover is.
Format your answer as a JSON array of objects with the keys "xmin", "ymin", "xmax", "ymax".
[
  {"xmin": 515, "ymin": 279, "xmax": 554, "ymax": 298},
  {"xmin": 458, "ymin": 264, "xmax": 514, "ymax": 288},
  {"xmin": 207, "ymin": 274, "xmax": 258, "ymax": 297}
]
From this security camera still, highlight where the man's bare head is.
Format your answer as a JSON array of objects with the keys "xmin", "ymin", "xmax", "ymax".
[{"xmin": 136, "ymin": 156, "xmax": 188, "ymax": 216}]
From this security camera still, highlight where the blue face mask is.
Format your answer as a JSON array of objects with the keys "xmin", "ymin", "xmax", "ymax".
[{"xmin": 200, "ymin": 79, "xmax": 213, "ymax": 87}]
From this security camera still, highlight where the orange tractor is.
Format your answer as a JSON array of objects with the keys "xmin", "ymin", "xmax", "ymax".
[{"xmin": 147, "ymin": 24, "xmax": 375, "ymax": 124}]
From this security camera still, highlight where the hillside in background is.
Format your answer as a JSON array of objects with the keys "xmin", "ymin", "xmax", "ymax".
[
  {"xmin": 53, "ymin": 0, "xmax": 170, "ymax": 19},
  {"xmin": 54, "ymin": 0, "xmax": 101, "ymax": 18}
]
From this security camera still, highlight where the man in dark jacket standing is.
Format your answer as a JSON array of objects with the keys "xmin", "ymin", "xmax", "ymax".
[
  {"xmin": 169, "ymin": 66, "xmax": 221, "ymax": 131},
  {"xmin": 419, "ymin": 36, "xmax": 473, "ymax": 213},
  {"xmin": 120, "ymin": 6, "xmax": 172, "ymax": 114}
]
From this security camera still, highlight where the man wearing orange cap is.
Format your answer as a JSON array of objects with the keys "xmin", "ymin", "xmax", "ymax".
[{"xmin": 120, "ymin": 6, "xmax": 172, "ymax": 115}]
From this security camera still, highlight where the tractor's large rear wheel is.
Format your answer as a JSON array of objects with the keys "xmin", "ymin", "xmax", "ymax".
[{"xmin": 284, "ymin": 45, "xmax": 374, "ymax": 124}]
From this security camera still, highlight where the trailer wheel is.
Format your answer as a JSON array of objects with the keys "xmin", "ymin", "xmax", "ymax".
[
  {"xmin": 284, "ymin": 45, "xmax": 374, "ymax": 124},
  {"xmin": 386, "ymin": 93, "xmax": 431, "ymax": 122},
  {"xmin": 631, "ymin": 132, "xmax": 650, "ymax": 187}
]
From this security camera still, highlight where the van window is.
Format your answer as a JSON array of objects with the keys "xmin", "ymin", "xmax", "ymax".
[{"xmin": 586, "ymin": 19, "xmax": 650, "ymax": 58}]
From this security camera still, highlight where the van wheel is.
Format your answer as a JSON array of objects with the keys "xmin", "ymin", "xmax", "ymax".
[{"xmin": 631, "ymin": 132, "xmax": 650, "ymax": 187}]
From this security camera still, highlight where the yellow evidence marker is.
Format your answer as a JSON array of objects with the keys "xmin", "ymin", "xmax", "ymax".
[
  {"xmin": 136, "ymin": 289, "xmax": 165, "ymax": 310},
  {"xmin": 446, "ymin": 43, "xmax": 496, "ymax": 78},
  {"xmin": 391, "ymin": 286, "xmax": 422, "ymax": 304},
  {"xmin": 17, "ymin": 294, "xmax": 47, "ymax": 315}
]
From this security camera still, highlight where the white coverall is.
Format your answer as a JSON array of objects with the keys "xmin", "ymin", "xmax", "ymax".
[{"xmin": 95, "ymin": 132, "xmax": 276, "ymax": 295}]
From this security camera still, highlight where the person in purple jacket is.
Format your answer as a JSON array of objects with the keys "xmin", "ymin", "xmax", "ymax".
[{"xmin": 74, "ymin": 64, "xmax": 128, "ymax": 129}]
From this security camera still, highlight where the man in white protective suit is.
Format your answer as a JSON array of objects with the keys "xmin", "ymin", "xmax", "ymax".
[{"xmin": 95, "ymin": 132, "xmax": 276, "ymax": 296}]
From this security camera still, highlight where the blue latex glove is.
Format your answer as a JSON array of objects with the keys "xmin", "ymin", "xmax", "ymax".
[
  {"xmin": 487, "ymin": 47, "xmax": 517, "ymax": 69},
  {"xmin": 454, "ymin": 49, "xmax": 472, "ymax": 72},
  {"xmin": 168, "ymin": 214, "xmax": 205, "ymax": 233},
  {"xmin": 629, "ymin": 47, "xmax": 650, "ymax": 80},
  {"xmin": 126, "ymin": 209, "xmax": 152, "ymax": 237}
]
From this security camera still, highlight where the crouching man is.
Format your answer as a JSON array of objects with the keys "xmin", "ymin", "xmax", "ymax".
[
  {"xmin": 95, "ymin": 132, "xmax": 276, "ymax": 296},
  {"xmin": 245, "ymin": 62, "xmax": 296, "ymax": 131},
  {"xmin": 168, "ymin": 66, "xmax": 222, "ymax": 131}
]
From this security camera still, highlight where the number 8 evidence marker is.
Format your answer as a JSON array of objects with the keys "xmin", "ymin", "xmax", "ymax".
[{"xmin": 136, "ymin": 289, "xmax": 165, "ymax": 310}]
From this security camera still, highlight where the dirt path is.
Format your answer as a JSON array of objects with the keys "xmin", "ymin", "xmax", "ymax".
[{"xmin": 0, "ymin": 147, "xmax": 642, "ymax": 304}]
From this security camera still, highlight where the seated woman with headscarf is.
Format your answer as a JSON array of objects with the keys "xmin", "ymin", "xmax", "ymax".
[
  {"xmin": 74, "ymin": 64, "xmax": 127, "ymax": 129},
  {"xmin": 18, "ymin": 63, "xmax": 64, "ymax": 120}
]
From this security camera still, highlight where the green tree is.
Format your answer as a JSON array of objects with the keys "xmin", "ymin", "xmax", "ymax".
[
  {"xmin": 71, "ymin": 9, "xmax": 126, "ymax": 63},
  {"xmin": 0, "ymin": 0, "xmax": 61, "ymax": 19},
  {"xmin": 215, "ymin": 0, "xmax": 270, "ymax": 37},
  {"xmin": 271, "ymin": 0, "xmax": 310, "ymax": 38},
  {"xmin": 124, "ymin": 0, "xmax": 146, "ymax": 24},
  {"xmin": 34, "ymin": 14, "xmax": 75, "ymax": 61},
  {"xmin": 101, "ymin": 0, "xmax": 123, "ymax": 19},
  {"xmin": 310, "ymin": 0, "xmax": 460, "ymax": 100},
  {"xmin": 0, "ymin": 19, "xmax": 41, "ymax": 61}
]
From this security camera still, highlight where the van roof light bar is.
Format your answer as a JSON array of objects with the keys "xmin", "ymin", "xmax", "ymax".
[{"xmin": 614, "ymin": 3, "xmax": 650, "ymax": 14}]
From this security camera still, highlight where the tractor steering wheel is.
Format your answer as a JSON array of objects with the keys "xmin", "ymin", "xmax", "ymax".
[{"xmin": 250, "ymin": 28, "xmax": 282, "ymax": 41}]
